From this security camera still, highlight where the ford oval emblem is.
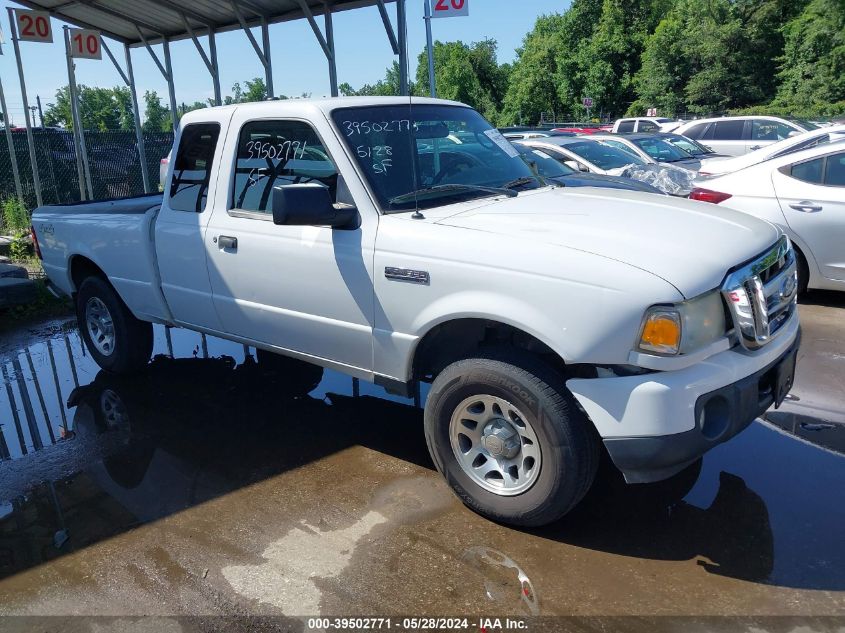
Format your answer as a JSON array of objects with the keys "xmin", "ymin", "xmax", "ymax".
[{"xmin": 780, "ymin": 273, "xmax": 796, "ymax": 300}]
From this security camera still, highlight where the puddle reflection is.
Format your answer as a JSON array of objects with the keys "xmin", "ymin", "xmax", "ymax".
[{"xmin": 1, "ymin": 322, "xmax": 844, "ymax": 597}]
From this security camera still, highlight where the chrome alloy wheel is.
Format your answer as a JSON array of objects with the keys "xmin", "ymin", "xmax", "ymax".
[
  {"xmin": 85, "ymin": 297, "xmax": 115, "ymax": 357},
  {"xmin": 449, "ymin": 395, "xmax": 542, "ymax": 496}
]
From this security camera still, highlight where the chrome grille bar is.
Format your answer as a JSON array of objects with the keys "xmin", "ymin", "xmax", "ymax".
[{"xmin": 722, "ymin": 236, "xmax": 797, "ymax": 350}]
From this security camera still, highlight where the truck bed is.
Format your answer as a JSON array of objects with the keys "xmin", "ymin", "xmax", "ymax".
[
  {"xmin": 33, "ymin": 194, "xmax": 170, "ymax": 324},
  {"xmin": 41, "ymin": 193, "xmax": 163, "ymax": 215}
]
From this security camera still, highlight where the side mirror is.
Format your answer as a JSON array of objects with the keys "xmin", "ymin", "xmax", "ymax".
[
  {"xmin": 787, "ymin": 130, "xmax": 801, "ymax": 138},
  {"xmin": 272, "ymin": 183, "xmax": 358, "ymax": 229},
  {"xmin": 564, "ymin": 159, "xmax": 589, "ymax": 172}
]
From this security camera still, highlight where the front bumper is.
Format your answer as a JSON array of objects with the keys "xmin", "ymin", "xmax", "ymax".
[{"xmin": 567, "ymin": 315, "xmax": 800, "ymax": 483}]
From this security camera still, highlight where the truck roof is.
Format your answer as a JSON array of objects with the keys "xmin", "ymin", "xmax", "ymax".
[{"xmin": 180, "ymin": 96, "xmax": 468, "ymax": 126}]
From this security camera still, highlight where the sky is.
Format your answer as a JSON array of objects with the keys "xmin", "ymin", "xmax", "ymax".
[{"xmin": 0, "ymin": 0, "xmax": 568, "ymax": 126}]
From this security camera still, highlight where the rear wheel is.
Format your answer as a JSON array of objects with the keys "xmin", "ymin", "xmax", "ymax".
[
  {"xmin": 256, "ymin": 348, "xmax": 324, "ymax": 397},
  {"xmin": 424, "ymin": 350, "xmax": 599, "ymax": 527},
  {"xmin": 76, "ymin": 276, "xmax": 153, "ymax": 374}
]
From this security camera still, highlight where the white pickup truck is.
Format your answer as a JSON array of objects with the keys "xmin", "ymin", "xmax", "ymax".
[{"xmin": 32, "ymin": 97, "xmax": 801, "ymax": 526}]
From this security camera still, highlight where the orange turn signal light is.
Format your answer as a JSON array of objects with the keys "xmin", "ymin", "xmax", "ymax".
[{"xmin": 639, "ymin": 310, "xmax": 681, "ymax": 355}]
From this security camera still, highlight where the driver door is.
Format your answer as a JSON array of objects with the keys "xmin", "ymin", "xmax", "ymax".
[{"xmin": 203, "ymin": 113, "xmax": 378, "ymax": 373}]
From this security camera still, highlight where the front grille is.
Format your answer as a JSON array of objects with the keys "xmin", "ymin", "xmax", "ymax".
[{"xmin": 722, "ymin": 236, "xmax": 797, "ymax": 350}]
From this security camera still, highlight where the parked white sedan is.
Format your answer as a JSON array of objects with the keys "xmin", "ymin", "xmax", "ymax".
[
  {"xmin": 698, "ymin": 125, "xmax": 845, "ymax": 176},
  {"xmin": 691, "ymin": 143, "xmax": 845, "ymax": 292}
]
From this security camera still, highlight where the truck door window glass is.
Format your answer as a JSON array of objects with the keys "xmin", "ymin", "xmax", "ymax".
[
  {"xmin": 169, "ymin": 123, "xmax": 220, "ymax": 213},
  {"xmin": 616, "ymin": 120, "xmax": 635, "ymax": 133},
  {"xmin": 823, "ymin": 153, "xmax": 845, "ymax": 186},
  {"xmin": 789, "ymin": 157, "xmax": 824, "ymax": 184},
  {"xmin": 712, "ymin": 120, "xmax": 745, "ymax": 141},
  {"xmin": 332, "ymin": 104, "xmax": 542, "ymax": 212},
  {"xmin": 232, "ymin": 120, "xmax": 338, "ymax": 213},
  {"xmin": 638, "ymin": 121, "xmax": 659, "ymax": 132}
]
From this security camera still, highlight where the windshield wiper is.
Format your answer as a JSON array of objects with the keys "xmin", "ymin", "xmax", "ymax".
[
  {"xmin": 388, "ymin": 184, "xmax": 516, "ymax": 207},
  {"xmin": 501, "ymin": 176, "xmax": 539, "ymax": 190}
]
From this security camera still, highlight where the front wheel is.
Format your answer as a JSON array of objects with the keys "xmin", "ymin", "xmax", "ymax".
[
  {"xmin": 76, "ymin": 276, "xmax": 153, "ymax": 374},
  {"xmin": 424, "ymin": 351, "xmax": 599, "ymax": 527}
]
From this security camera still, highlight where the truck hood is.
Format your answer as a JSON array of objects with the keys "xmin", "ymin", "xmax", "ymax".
[{"xmin": 433, "ymin": 187, "xmax": 780, "ymax": 298}]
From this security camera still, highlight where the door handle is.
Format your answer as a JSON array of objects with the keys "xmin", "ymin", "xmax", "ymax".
[
  {"xmin": 749, "ymin": 145, "xmax": 762, "ymax": 151},
  {"xmin": 789, "ymin": 201, "xmax": 822, "ymax": 213},
  {"xmin": 217, "ymin": 235, "xmax": 238, "ymax": 250}
]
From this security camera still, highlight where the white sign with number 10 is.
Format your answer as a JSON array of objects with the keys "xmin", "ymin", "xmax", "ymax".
[
  {"xmin": 431, "ymin": 0, "xmax": 468, "ymax": 18},
  {"xmin": 69, "ymin": 28, "xmax": 102, "ymax": 59}
]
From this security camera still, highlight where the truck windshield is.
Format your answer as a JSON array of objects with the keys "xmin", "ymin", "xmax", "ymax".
[{"xmin": 332, "ymin": 104, "xmax": 543, "ymax": 212}]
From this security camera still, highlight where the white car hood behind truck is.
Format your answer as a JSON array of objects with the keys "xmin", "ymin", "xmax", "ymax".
[{"xmin": 434, "ymin": 187, "xmax": 780, "ymax": 299}]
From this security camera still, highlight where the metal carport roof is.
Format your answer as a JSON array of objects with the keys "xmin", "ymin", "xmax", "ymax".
[{"xmin": 12, "ymin": 0, "xmax": 398, "ymax": 46}]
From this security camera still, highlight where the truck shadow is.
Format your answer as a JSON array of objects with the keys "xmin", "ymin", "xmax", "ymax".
[
  {"xmin": 800, "ymin": 289, "xmax": 845, "ymax": 308},
  {"xmin": 1, "ymin": 330, "xmax": 843, "ymax": 593}
]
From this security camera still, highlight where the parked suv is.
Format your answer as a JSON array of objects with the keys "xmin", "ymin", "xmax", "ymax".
[
  {"xmin": 612, "ymin": 117, "xmax": 676, "ymax": 133},
  {"xmin": 674, "ymin": 116, "xmax": 816, "ymax": 157}
]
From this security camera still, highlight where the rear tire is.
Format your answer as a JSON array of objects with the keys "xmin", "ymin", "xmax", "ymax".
[
  {"xmin": 256, "ymin": 348, "xmax": 324, "ymax": 396},
  {"xmin": 424, "ymin": 350, "xmax": 599, "ymax": 527},
  {"xmin": 76, "ymin": 276, "xmax": 153, "ymax": 374}
]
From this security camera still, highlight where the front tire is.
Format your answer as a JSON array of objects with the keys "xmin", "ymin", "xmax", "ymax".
[
  {"xmin": 76, "ymin": 276, "xmax": 153, "ymax": 374},
  {"xmin": 424, "ymin": 351, "xmax": 599, "ymax": 527}
]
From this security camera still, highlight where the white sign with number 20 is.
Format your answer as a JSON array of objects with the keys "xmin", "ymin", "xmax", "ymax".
[{"xmin": 431, "ymin": 0, "xmax": 469, "ymax": 18}]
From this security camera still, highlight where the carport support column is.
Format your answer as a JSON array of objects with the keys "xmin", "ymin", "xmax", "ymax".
[
  {"xmin": 324, "ymin": 3, "xmax": 338, "ymax": 97},
  {"xmin": 163, "ymin": 38, "xmax": 179, "ymax": 133},
  {"xmin": 397, "ymin": 0, "xmax": 408, "ymax": 96},
  {"xmin": 261, "ymin": 17, "xmax": 274, "ymax": 98},
  {"xmin": 208, "ymin": 29, "xmax": 222, "ymax": 106},
  {"xmin": 125, "ymin": 44, "xmax": 151, "ymax": 193},
  {"xmin": 7, "ymin": 7, "xmax": 43, "ymax": 208},
  {"xmin": 0, "ymin": 74, "xmax": 23, "ymax": 200},
  {"xmin": 63, "ymin": 26, "xmax": 91, "ymax": 200}
]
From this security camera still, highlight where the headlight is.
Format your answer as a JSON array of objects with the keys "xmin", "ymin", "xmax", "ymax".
[{"xmin": 637, "ymin": 290, "xmax": 727, "ymax": 356}]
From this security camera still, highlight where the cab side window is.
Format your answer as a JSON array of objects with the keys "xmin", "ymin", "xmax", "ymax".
[
  {"xmin": 169, "ymin": 123, "xmax": 220, "ymax": 213},
  {"xmin": 231, "ymin": 120, "xmax": 338, "ymax": 213},
  {"xmin": 638, "ymin": 121, "xmax": 659, "ymax": 132},
  {"xmin": 616, "ymin": 120, "xmax": 635, "ymax": 133}
]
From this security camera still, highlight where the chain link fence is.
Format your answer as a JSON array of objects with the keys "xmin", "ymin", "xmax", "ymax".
[{"xmin": 0, "ymin": 129, "xmax": 173, "ymax": 210}]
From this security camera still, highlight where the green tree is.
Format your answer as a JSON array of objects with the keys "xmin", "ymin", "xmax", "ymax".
[
  {"xmin": 42, "ymin": 85, "xmax": 133, "ymax": 130},
  {"xmin": 501, "ymin": 14, "xmax": 570, "ymax": 125},
  {"xmin": 340, "ymin": 61, "xmax": 409, "ymax": 96},
  {"xmin": 242, "ymin": 77, "xmax": 268, "ymax": 102},
  {"xmin": 775, "ymin": 0, "xmax": 845, "ymax": 109},
  {"xmin": 632, "ymin": 11, "xmax": 689, "ymax": 116},
  {"xmin": 142, "ymin": 90, "xmax": 170, "ymax": 132},
  {"xmin": 415, "ymin": 39, "xmax": 508, "ymax": 121}
]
